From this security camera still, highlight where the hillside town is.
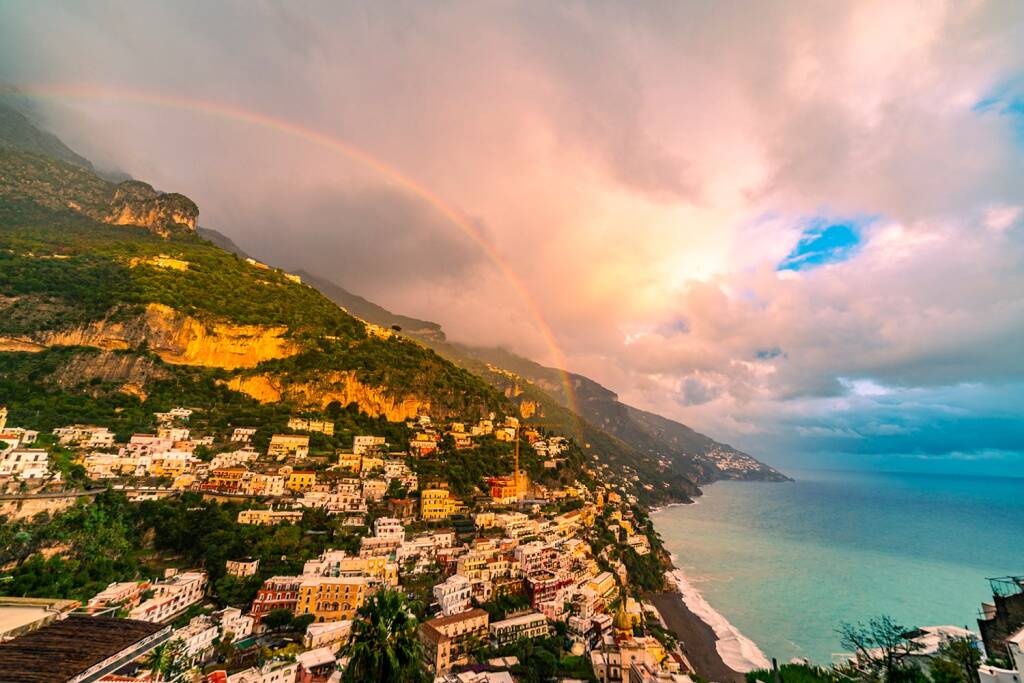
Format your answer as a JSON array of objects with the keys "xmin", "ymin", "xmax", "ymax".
[{"xmin": 0, "ymin": 403, "xmax": 689, "ymax": 682}]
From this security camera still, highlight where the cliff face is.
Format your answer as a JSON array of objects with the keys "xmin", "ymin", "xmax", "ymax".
[
  {"xmin": 227, "ymin": 371, "xmax": 429, "ymax": 421},
  {"xmin": 104, "ymin": 181, "xmax": 198, "ymax": 236},
  {"xmin": 1, "ymin": 303, "xmax": 299, "ymax": 370}
]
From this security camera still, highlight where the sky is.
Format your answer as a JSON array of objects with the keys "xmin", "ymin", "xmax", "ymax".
[{"xmin": 2, "ymin": 1, "xmax": 1023, "ymax": 473}]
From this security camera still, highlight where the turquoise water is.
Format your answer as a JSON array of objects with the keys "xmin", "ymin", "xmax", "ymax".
[{"xmin": 652, "ymin": 469, "xmax": 1024, "ymax": 666}]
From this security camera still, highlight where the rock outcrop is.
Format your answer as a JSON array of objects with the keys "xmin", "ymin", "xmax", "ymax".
[
  {"xmin": 104, "ymin": 181, "xmax": 198, "ymax": 236},
  {"xmin": 1, "ymin": 303, "xmax": 299, "ymax": 370},
  {"xmin": 227, "ymin": 371, "xmax": 429, "ymax": 421}
]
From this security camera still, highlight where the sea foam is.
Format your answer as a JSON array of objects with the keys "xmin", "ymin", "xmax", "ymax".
[{"xmin": 668, "ymin": 566, "xmax": 771, "ymax": 673}]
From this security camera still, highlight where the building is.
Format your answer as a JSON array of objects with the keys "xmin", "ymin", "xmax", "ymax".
[
  {"xmin": 251, "ymin": 576, "xmax": 303, "ymax": 624},
  {"xmin": 175, "ymin": 615, "xmax": 218, "ymax": 665},
  {"xmin": 226, "ymin": 558, "xmax": 260, "ymax": 577},
  {"xmin": 287, "ymin": 417, "xmax": 335, "ymax": 436},
  {"xmin": 53, "ymin": 425, "xmax": 116, "ymax": 449},
  {"xmin": 0, "ymin": 615, "xmax": 171, "ymax": 683},
  {"xmin": 231, "ymin": 427, "xmax": 257, "ymax": 442},
  {"xmin": 0, "ymin": 406, "xmax": 6, "ymax": 431},
  {"xmin": 212, "ymin": 606, "xmax": 255, "ymax": 641},
  {"xmin": 287, "ymin": 470, "xmax": 317, "ymax": 492},
  {"xmin": 228, "ymin": 660, "xmax": 299, "ymax": 683},
  {"xmin": 296, "ymin": 576, "xmax": 368, "ymax": 622},
  {"xmin": 374, "ymin": 517, "xmax": 405, "ymax": 540},
  {"xmin": 304, "ymin": 620, "xmax": 352, "ymax": 651},
  {"xmin": 238, "ymin": 509, "xmax": 303, "ymax": 525},
  {"xmin": 981, "ymin": 577, "xmax": 1024, "ymax": 663},
  {"xmin": 0, "ymin": 448, "xmax": 50, "ymax": 479},
  {"xmin": 489, "ymin": 611, "xmax": 550, "ymax": 647},
  {"xmin": 128, "ymin": 571, "xmax": 207, "ymax": 623},
  {"xmin": 86, "ymin": 581, "xmax": 150, "ymax": 613},
  {"xmin": 421, "ymin": 487, "xmax": 458, "ymax": 521},
  {"xmin": 433, "ymin": 575, "xmax": 473, "ymax": 617},
  {"xmin": 0, "ymin": 597, "xmax": 79, "ymax": 640},
  {"xmin": 353, "ymin": 435, "xmax": 386, "ymax": 455},
  {"xmin": 296, "ymin": 646, "xmax": 336, "ymax": 683},
  {"xmin": 268, "ymin": 434, "xmax": 310, "ymax": 459},
  {"xmin": 419, "ymin": 608, "xmax": 490, "ymax": 677}
]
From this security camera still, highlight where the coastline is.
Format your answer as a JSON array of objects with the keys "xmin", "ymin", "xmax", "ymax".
[{"xmin": 651, "ymin": 506, "xmax": 771, "ymax": 680}]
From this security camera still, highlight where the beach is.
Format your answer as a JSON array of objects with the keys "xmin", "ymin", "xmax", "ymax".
[{"xmin": 650, "ymin": 567, "xmax": 771, "ymax": 683}]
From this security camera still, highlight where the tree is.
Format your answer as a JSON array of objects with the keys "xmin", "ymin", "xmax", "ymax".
[
  {"xmin": 341, "ymin": 589, "xmax": 429, "ymax": 682},
  {"xmin": 836, "ymin": 616, "xmax": 923, "ymax": 682},
  {"xmin": 262, "ymin": 608, "xmax": 294, "ymax": 631},
  {"xmin": 141, "ymin": 639, "xmax": 186, "ymax": 681},
  {"xmin": 929, "ymin": 637, "xmax": 981, "ymax": 683}
]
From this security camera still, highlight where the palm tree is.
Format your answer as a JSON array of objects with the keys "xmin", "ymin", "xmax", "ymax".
[
  {"xmin": 140, "ymin": 639, "xmax": 185, "ymax": 682},
  {"xmin": 341, "ymin": 589, "xmax": 429, "ymax": 682}
]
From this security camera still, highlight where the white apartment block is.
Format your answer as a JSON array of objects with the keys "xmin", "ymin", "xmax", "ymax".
[
  {"xmin": 0, "ymin": 449, "xmax": 50, "ymax": 479},
  {"xmin": 129, "ymin": 571, "xmax": 207, "ymax": 623},
  {"xmin": 433, "ymin": 575, "xmax": 473, "ymax": 616}
]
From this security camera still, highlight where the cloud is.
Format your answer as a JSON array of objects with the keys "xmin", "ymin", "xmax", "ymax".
[{"xmin": 2, "ymin": 1, "xmax": 1024, "ymax": 469}]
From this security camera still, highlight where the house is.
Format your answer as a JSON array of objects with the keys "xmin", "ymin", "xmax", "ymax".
[
  {"xmin": 0, "ymin": 449, "xmax": 50, "ymax": 479},
  {"xmin": 86, "ymin": 581, "xmax": 150, "ymax": 613},
  {"xmin": 296, "ymin": 577, "xmax": 368, "ymax": 622},
  {"xmin": 433, "ymin": 575, "xmax": 473, "ymax": 617},
  {"xmin": 489, "ymin": 611, "xmax": 550, "ymax": 647},
  {"xmin": 335, "ymin": 452, "xmax": 362, "ymax": 472},
  {"xmin": 353, "ymin": 435, "xmax": 386, "ymax": 455},
  {"xmin": 227, "ymin": 660, "xmax": 299, "ymax": 683},
  {"xmin": 128, "ymin": 571, "xmax": 207, "ymax": 623},
  {"xmin": 287, "ymin": 470, "xmax": 317, "ymax": 492},
  {"xmin": 421, "ymin": 487, "xmax": 458, "ymax": 521},
  {"xmin": 231, "ymin": 427, "xmax": 258, "ymax": 442},
  {"xmin": 374, "ymin": 517, "xmax": 405, "ymax": 540},
  {"xmin": 251, "ymin": 577, "xmax": 302, "ymax": 624},
  {"xmin": 268, "ymin": 434, "xmax": 310, "ymax": 459},
  {"xmin": 53, "ymin": 425, "xmax": 116, "ymax": 449},
  {"xmin": 295, "ymin": 647, "xmax": 336, "ymax": 683},
  {"xmin": 175, "ymin": 615, "xmax": 218, "ymax": 665},
  {"xmin": 979, "ymin": 624, "xmax": 1024, "ymax": 683},
  {"xmin": 304, "ymin": 620, "xmax": 352, "ymax": 651},
  {"xmin": 419, "ymin": 608, "xmax": 490, "ymax": 676},
  {"xmin": 287, "ymin": 417, "xmax": 334, "ymax": 436},
  {"xmin": 226, "ymin": 558, "xmax": 260, "ymax": 577},
  {"xmin": 238, "ymin": 509, "xmax": 303, "ymax": 526},
  {"xmin": 212, "ymin": 606, "xmax": 254, "ymax": 640}
]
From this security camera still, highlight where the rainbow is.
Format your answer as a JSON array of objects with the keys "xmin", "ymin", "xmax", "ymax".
[{"xmin": 14, "ymin": 84, "xmax": 584, "ymax": 439}]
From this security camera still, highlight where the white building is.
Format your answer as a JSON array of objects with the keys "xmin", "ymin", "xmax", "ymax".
[
  {"xmin": 353, "ymin": 435, "xmax": 386, "ymax": 455},
  {"xmin": 374, "ymin": 517, "xmax": 405, "ymax": 540},
  {"xmin": 231, "ymin": 427, "xmax": 258, "ymax": 442},
  {"xmin": 433, "ymin": 575, "xmax": 473, "ymax": 617},
  {"xmin": 53, "ymin": 425, "xmax": 116, "ymax": 449},
  {"xmin": 305, "ymin": 620, "xmax": 352, "ymax": 651},
  {"xmin": 979, "ymin": 625, "xmax": 1024, "ymax": 683},
  {"xmin": 176, "ymin": 615, "xmax": 218, "ymax": 664},
  {"xmin": 228, "ymin": 660, "xmax": 299, "ymax": 683},
  {"xmin": 129, "ymin": 571, "xmax": 207, "ymax": 623},
  {"xmin": 213, "ymin": 606, "xmax": 254, "ymax": 640},
  {"xmin": 0, "ymin": 449, "xmax": 50, "ymax": 479}
]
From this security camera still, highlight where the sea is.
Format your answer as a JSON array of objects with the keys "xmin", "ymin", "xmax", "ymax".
[{"xmin": 652, "ymin": 468, "xmax": 1024, "ymax": 668}]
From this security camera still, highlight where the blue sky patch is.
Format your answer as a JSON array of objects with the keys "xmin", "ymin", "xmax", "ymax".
[
  {"xmin": 974, "ymin": 78, "xmax": 1024, "ymax": 141},
  {"xmin": 777, "ymin": 220, "xmax": 863, "ymax": 271}
]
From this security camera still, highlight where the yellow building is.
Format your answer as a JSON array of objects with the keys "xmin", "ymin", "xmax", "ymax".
[
  {"xmin": 287, "ymin": 470, "xmax": 317, "ymax": 492},
  {"xmin": 268, "ymin": 434, "xmax": 310, "ymax": 459},
  {"xmin": 420, "ymin": 488, "xmax": 457, "ymax": 521},
  {"xmin": 296, "ymin": 577, "xmax": 367, "ymax": 622},
  {"xmin": 336, "ymin": 452, "xmax": 361, "ymax": 472}
]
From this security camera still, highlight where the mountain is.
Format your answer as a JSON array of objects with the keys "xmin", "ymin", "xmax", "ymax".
[
  {"xmin": 0, "ymin": 91, "xmax": 95, "ymax": 170},
  {"xmin": 297, "ymin": 275, "xmax": 787, "ymax": 486},
  {"xmin": 0, "ymin": 99, "xmax": 708, "ymax": 504}
]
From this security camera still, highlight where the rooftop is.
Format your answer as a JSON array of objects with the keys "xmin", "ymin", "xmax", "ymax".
[{"xmin": 0, "ymin": 615, "xmax": 166, "ymax": 683}]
